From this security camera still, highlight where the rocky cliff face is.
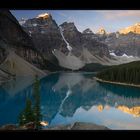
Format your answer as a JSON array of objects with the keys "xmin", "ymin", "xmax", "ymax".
[
  {"xmin": 0, "ymin": 10, "xmax": 33, "ymax": 48},
  {"xmin": 22, "ymin": 13, "xmax": 66, "ymax": 55},
  {"xmin": 108, "ymin": 33, "xmax": 140, "ymax": 56},
  {"xmin": 21, "ymin": 15, "xmax": 111, "ymax": 70},
  {"xmin": 60, "ymin": 22, "xmax": 110, "ymax": 57},
  {"xmin": 82, "ymin": 28, "xmax": 98, "ymax": 40},
  {"xmin": 0, "ymin": 47, "xmax": 7, "ymax": 64},
  {"xmin": 0, "ymin": 10, "xmax": 44, "ymax": 69},
  {"xmin": 1, "ymin": 10, "xmax": 140, "ymax": 71},
  {"xmin": 95, "ymin": 23, "xmax": 140, "ymax": 57},
  {"xmin": 60, "ymin": 22, "xmax": 83, "ymax": 56},
  {"xmin": 21, "ymin": 13, "xmax": 71, "ymax": 70},
  {"xmin": 22, "ymin": 15, "xmax": 110, "ymax": 58}
]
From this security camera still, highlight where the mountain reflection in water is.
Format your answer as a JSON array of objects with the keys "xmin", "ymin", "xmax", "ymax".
[{"xmin": 1, "ymin": 72, "xmax": 140, "ymax": 129}]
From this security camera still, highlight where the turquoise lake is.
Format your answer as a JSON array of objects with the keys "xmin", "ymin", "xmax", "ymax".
[{"xmin": 1, "ymin": 72, "xmax": 140, "ymax": 129}]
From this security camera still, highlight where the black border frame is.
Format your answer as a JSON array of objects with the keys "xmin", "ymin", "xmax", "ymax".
[
  {"xmin": 0, "ymin": 0, "xmax": 140, "ymax": 9},
  {"xmin": 0, "ymin": 0, "xmax": 140, "ymax": 139}
]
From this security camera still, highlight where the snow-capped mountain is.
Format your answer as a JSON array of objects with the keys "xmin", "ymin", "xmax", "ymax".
[{"xmin": 36, "ymin": 13, "xmax": 50, "ymax": 19}]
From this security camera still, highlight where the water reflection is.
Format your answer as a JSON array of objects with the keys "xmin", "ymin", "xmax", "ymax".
[
  {"xmin": 1, "ymin": 72, "xmax": 140, "ymax": 129},
  {"xmin": 117, "ymin": 106, "xmax": 140, "ymax": 117}
]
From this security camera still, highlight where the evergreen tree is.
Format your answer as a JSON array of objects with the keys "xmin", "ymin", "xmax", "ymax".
[
  {"xmin": 18, "ymin": 75, "xmax": 42, "ymax": 130},
  {"xmin": 18, "ymin": 110, "xmax": 25, "ymax": 126},
  {"xmin": 33, "ymin": 75, "xmax": 42, "ymax": 130},
  {"xmin": 19, "ymin": 98, "xmax": 35, "ymax": 126},
  {"xmin": 96, "ymin": 61, "xmax": 140, "ymax": 85}
]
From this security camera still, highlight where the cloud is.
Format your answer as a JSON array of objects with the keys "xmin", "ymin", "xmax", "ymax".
[
  {"xmin": 96, "ymin": 10, "xmax": 140, "ymax": 20},
  {"xmin": 58, "ymin": 12, "xmax": 76, "ymax": 21},
  {"xmin": 58, "ymin": 12, "xmax": 67, "ymax": 17},
  {"xmin": 58, "ymin": 12, "xmax": 76, "ymax": 23}
]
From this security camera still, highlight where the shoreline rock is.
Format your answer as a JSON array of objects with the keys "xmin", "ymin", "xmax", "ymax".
[
  {"xmin": 45, "ymin": 122, "xmax": 110, "ymax": 130},
  {"xmin": 0, "ymin": 124, "xmax": 18, "ymax": 130},
  {"xmin": 0, "ymin": 122, "xmax": 110, "ymax": 130}
]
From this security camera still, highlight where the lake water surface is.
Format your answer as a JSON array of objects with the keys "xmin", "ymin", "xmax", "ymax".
[{"xmin": 1, "ymin": 72, "xmax": 140, "ymax": 129}]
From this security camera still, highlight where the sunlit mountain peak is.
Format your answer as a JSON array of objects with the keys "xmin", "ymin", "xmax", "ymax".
[
  {"xmin": 119, "ymin": 22, "xmax": 140, "ymax": 34},
  {"xmin": 36, "ymin": 13, "xmax": 50, "ymax": 19}
]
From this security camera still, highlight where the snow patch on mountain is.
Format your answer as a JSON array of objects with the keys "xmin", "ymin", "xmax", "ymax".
[
  {"xmin": 110, "ymin": 52, "xmax": 117, "ymax": 57},
  {"xmin": 59, "ymin": 26, "xmax": 72, "ymax": 52},
  {"xmin": 110, "ymin": 51, "xmax": 135, "ymax": 59},
  {"xmin": 33, "ymin": 23, "xmax": 37, "ymax": 27},
  {"xmin": 36, "ymin": 13, "xmax": 50, "ymax": 18},
  {"xmin": 121, "ymin": 53, "xmax": 133, "ymax": 58},
  {"xmin": 110, "ymin": 52, "xmax": 140, "ymax": 64},
  {"xmin": 19, "ymin": 18, "xmax": 27, "ymax": 26}
]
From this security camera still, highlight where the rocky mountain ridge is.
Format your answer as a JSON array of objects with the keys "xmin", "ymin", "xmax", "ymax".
[
  {"xmin": 119, "ymin": 22, "xmax": 140, "ymax": 34},
  {"xmin": 1, "ymin": 10, "xmax": 140, "ymax": 72},
  {"xmin": 21, "ymin": 14, "xmax": 113, "ymax": 70},
  {"xmin": 97, "ymin": 23, "xmax": 140, "ymax": 57}
]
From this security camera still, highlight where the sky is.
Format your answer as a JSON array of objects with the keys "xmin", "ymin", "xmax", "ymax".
[{"xmin": 11, "ymin": 10, "xmax": 140, "ymax": 33}]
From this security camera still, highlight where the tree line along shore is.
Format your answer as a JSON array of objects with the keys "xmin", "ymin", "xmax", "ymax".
[{"xmin": 96, "ymin": 61, "xmax": 140, "ymax": 87}]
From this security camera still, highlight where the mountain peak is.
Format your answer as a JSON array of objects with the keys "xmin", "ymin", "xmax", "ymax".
[
  {"xmin": 97, "ymin": 27, "xmax": 106, "ymax": 35},
  {"xmin": 119, "ymin": 22, "xmax": 140, "ymax": 34},
  {"xmin": 36, "ymin": 13, "xmax": 50, "ymax": 19},
  {"xmin": 60, "ymin": 22, "xmax": 78, "ymax": 32},
  {"xmin": 60, "ymin": 22, "xmax": 75, "ymax": 27},
  {"xmin": 83, "ymin": 28, "xmax": 93, "ymax": 34}
]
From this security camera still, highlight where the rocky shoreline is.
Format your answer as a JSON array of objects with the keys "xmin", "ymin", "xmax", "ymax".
[
  {"xmin": 45, "ymin": 122, "xmax": 110, "ymax": 130},
  {"xmin": 0, "ymin": 122, "xmax": 110, "ymax": 130}
]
